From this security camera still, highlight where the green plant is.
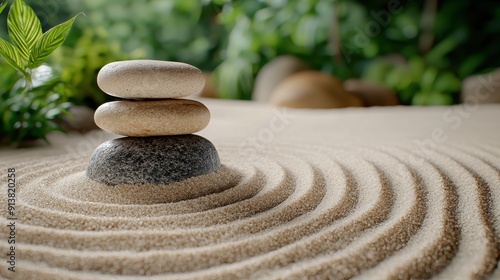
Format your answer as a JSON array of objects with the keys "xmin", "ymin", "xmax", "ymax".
[
  {"xmin": 1, "ymin": 63, "xmax": 71, "ymax": 144},
  {"xmin": 363, "ymin": 56, "xmax": 461, "ymax": 105},
  {"xmin": 212, "ymin": 0, "xmax": 339, "ymax": 99},
  {"xmin": 63, "ymin": 0, "xmax": 223, "ymax": 70},
  {"xmin": 0, "ymin": 0, "xmax": 80, "ymax": 144},
  {"xmin": 212, "ymin": 0, "xmax": 499, "ymax": 104},
  {"xmin": 49, "ymin": 28, "xmax": 146, "ymax": 108}
]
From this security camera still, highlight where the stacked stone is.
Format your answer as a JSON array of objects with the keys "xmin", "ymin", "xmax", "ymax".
[{"xmin": 86, "ymin": 60, "xmax": 221, "ymax": 185}]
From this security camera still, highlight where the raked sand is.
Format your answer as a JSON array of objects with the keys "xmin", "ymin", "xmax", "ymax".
[{"xmin": 0, "ymin": 99, "xmax": 499, "ymax": 279}]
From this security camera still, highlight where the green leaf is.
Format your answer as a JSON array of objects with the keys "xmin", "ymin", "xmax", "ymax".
[
  {"xmin": 411, "ymin": 92, "xmax": 427, "ymax": 105},
  {"xmin": 292, "ymin": 15, "xmax": 319, "ymax": 48},
  {"xmin": 0, "ymin": 37, "xmax": 26, "ymax": 74},
  {"xmin": 29, "ymin": 14, "xmax": 79, "ymax": 68},
  {"xmin": 7, "ymin": 0, "xmax": 43, "ymax": 61},
  {"xmin": 428, "ymin": 92, "xmax": 453, "ymax": 105},
  {"xmin": 420, "ymin": 67, "xmax": 438, "ymax": 91},
  {"xmin": 0, "ymin": 2, "xmax": 7, "ymax": 14}
]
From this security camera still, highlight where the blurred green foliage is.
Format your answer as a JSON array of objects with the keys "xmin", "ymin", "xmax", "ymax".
[
  {"xmin": 63, "ymin": 0, "xmax": 223, "ymax": 70},
  {"xmin": 212, "ymin": 0, "xmax": 500, "ymax": 104},
  {"xmin": 2, "ymin": 0, "xmax": 224, "ymax": 108},
  {"xmin": 0, "ymin": 63, "xmax": 71, "ymax": 144},
  {"xmin": 364, "ymin": 56, "xmax": 462, "ymax": 105},
  {"xmin": 49, "ymin": 29, "xmax": 145, "ymax": 108},
  {"xmin": 213, "ymin": 0, "xmax": 344, "ymax": 99}
]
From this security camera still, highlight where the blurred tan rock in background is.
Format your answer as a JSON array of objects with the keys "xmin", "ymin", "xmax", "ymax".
[
  {"xmin": 269, "ymin": 71, "xmax": 363, "ymax": 109},
  {"xmin": 253, "ymin": 55, "xmax": 310, "ymax": 103},
  {"xmin": 344, "ymin": 79, "xmax": 399, "ymax": 107},
  {"xmin": 461, "ymin": 69, "xmax": 500, "ymax": 104}
]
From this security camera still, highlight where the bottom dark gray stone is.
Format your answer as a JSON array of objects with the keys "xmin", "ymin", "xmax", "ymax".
[{"xmin": 86, "ymin": 135, "xmax": 221, "ymax": 185}]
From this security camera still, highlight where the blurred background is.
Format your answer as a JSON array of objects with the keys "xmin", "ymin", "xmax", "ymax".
[{"xmin": 1, "ymin": 0, "xmax": 499, "ymax": 143}]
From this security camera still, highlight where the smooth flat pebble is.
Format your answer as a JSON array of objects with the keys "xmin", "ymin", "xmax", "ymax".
[
  {"xmin": 94, "ymin": 99, "xmax": 210, "ymax": 137},
  {"xmin": 97, "ymin": 60, "xmax": 205, "ymax": 99},
  {"xmin": 86, "ymin": 135, "xmax": 221, "ymax": 185}
]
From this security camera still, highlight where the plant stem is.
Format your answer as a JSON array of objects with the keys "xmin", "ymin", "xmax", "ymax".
[
  {"xmin": 419, "ymin": 0, "xmax": 438, "ymax": 54},
  {"xmin": 15, "ymin": 68, "xmax": 33, "ymax": 144},
  {"xmin": 329, "ymin": 0, "xmax": 343, "ymax": 65},
  {"xmin": 21, "ymin": 68, "xmax": 32, "ymax": 97}
]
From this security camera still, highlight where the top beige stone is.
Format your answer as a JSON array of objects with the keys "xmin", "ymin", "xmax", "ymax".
[{"xmin": 97, "ymin": 60, "xmax": 205, "ymax": 99}]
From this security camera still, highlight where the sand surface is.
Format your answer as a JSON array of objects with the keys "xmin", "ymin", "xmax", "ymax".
[{"xmin": 1, "ymin": 100, "xmax": 499, "ymax": 279}]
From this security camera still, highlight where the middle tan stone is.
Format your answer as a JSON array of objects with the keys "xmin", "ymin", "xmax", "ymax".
[{"xmin": 94, "ymin": 99, "xmax": 210, "ymax": 137}]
